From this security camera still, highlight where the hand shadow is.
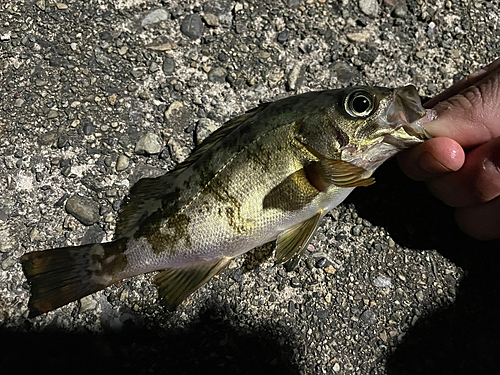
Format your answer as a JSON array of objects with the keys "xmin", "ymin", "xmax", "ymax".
[
  {"xmin": 0, "ymin": 304, "xmax": 300, "ymax": 375},
  {"xmin": 348, "ymin": 158, "xmax": 500, "ymax": 374}
]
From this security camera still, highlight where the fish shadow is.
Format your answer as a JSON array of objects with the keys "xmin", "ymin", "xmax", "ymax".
[
  {"xmin": 0, "ymin": 306, "xmax": 299, "ymax": 375},
  {"xmin": 348, "ymin": 158, "xmax": 500, "ymax": 374}
]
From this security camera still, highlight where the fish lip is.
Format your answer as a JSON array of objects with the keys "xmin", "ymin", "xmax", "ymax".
[{"xmin": 386, "ymin": 85, "xmax": 429, "ymax": 140}]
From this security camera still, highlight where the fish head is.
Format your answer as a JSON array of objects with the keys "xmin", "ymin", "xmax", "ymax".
[{"xmin": 329, "ymin": 85, "xmax": 431, "ymax": 171}]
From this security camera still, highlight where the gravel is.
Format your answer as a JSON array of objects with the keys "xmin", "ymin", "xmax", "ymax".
[
  {"xmin": 0, "ymin": 0, "xmax": 499, "ymax": 374},
  {"xmin": 65, "ymin": 195, "xmax": 100, "ymax": 226}
]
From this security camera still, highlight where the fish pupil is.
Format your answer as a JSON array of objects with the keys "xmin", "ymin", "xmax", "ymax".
[{"xmin": 352, "ymin": 96, "xmax": 370, "ymax": 113}]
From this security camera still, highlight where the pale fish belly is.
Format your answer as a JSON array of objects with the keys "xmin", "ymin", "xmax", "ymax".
[{"xmin": 119, "ymin": 182, "xmax": 354, "ymax": 280}]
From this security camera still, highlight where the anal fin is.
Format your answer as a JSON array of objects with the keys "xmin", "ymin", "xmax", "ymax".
[
  {"xmin": 153, "ymin": 257, "xmax": 232, "ymax": 311},
  {"xmin": 275, "ymin": 213, "xmax": 322, "ymax": 270}
]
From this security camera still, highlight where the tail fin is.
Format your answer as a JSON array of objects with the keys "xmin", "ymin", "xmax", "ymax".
[{"xmin": 21, "ymin": 240, "xmax": 127, "ymax": 318}]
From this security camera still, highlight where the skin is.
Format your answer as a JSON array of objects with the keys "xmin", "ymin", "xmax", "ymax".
[{"xmin": 398, "ymin": 57, "xmax": 500, "ymax": 240}]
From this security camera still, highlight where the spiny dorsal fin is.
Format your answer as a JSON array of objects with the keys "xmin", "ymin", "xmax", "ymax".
[
  {"xmin": 153, "ymin": 257, "xmax": 232, "ymax": 311},
  {"xmin": 275, "ymin": 213, "xmax": 322, "ymax": 269},
  {"xmin": 305, "ymin": 159, "xmax": 375, "ymax": 191},
  {"xmin": 115, "ymin": 104, "xmax": 270, "ymax": 239},
  {"xmin": 172, "ymin": 104, "xmax": 270, "ymax": 173}
]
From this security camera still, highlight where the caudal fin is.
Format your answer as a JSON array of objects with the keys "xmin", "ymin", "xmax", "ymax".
[{"xmin": 21, "ymin": 240, "xmax": 127, "ymax": 318}]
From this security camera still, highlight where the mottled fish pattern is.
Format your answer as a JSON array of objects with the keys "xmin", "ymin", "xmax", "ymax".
[{"xmin": 21, "ymin": 85, "xmax": 428, "ymax": 317}]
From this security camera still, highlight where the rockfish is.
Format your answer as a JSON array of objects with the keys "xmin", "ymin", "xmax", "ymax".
[{"xmin": 21, "ymin": 85, "xmax": 428, "ymax": 317}]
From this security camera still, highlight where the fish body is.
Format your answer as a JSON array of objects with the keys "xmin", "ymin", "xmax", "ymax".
[{"xmin": 21, "ymin": 85, "xmax": 428, "ymax": 317}]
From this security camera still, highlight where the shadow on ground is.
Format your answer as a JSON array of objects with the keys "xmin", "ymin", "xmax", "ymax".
[
  {"xmin": 0, "ymin": 307, "xmax": 299, "ymax": 375},
  {"xmin": 349, "ymin": 159, "xmax": 500, "ymax": 374}
]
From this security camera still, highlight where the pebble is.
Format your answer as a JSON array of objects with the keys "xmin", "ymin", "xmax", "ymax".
[
  {"xmin": 288, "ymin": 300, "xmax": 296, "ymax": 314},
  {"xmin": 65, "ymin": 195, "xmax": 100, "ymax": 226},
  {"xmin": 94, "ymin": 47, "xmax": 110, "ymax": 65},
  {"xmin": 164, "ymin": 101, "xmax": 184, "ymax": 120},
  {"xmin": 203, "ymin": 13, "xmax": 219, "ymax": 27},
  {"xmin": 287, "ymin": 64, "xmax": 304, "ymax": 91},
  {"xmin": 141, "ymin": 9, "xmax": 170, "ymax": 27},
  {"xmin": 359, "ymin": 0, "xmax": 379, "ymax": 17},
  {"xmin": 29, "ymin": 227, "xmax": 45, "ymax": 242},
  {"xmin": 0, "ymin": 232, "xmax": 14, "ymax": 252},
  {"xmin": 1, "ymin": 256, "xmax": 16, "ymax": 270},
  {"xmin": 195, "ymin": 118, "xmax": 218, "ymax": 145},
  {"xmin": 360, "ymin": 309, "xmax": 377, "ymax": 325},
  {"xmin": 330, "ymin": 61, "xmax": 359, "ymax": 84},
  {"xmin": 315, "ymin": 257, "xmax": 328, "ymax": 268},
  {"xmin": 415, "ymin": 290, "xmax": 424, "ymax": 302},
  {"xmin": 47, "ymin": 109, "xmax": 58, "ymax": 119},
  {"xmin": 162, "ymin": 57, "xmax": 176, "ymax": 76},
  {"xmin": 290, "ymin": 277, "xmax": 301, "ymax": 288},
  {"xmin": 324, "ymin": 265, "xmax": 336, "ymax": 274},
  {"xmin": 139, "ymin": 90, "xmax": 151, "ymax": 100},
  {"xmin": 347, "ymin": 31, "xmax": 371, "ymax": 43},
  {"xmin": 373, "ymin": 276, "xmax": 392, "ymax": 288},
  {"xmin": 116, "ymin": 154, "xmax": 130, "ymax": 171},
  {"xmin": 108, "ymin": 94, "xmax": 117, "ymax": 106},
  {"xmin": 135, "ymin": 133, "xmax": 162, "ymax": 155},
  {"xmin": 277, "ymin": 30, "xmax": 289, "ymax": 43},
  {"xmin": 79, "ymin": 295, "xmax": 97, "ymax": 313},
  {"xmin": 57, "ymin": 135, "xmax": 69, "ymax": 148},
  {"xmin": 393, "ymin": 2, "xmax": 408, "ymax": 18},
  {"xmin": 335, "ymin": 231, "xmax": 347, "ymax": 241},
  {"xmin": 14, "ymin": 98, "xmax": 24, "ymax": 107},
  {"xmin": 333, "ymin": 363, "xmax": 341, "ymax": 372},
  {"xmin": 167, "ymin": 138, "xmax": 189, "ymax": 163},
  {"xmin": 82, "ymin": 122, "xmax": 95, "ymax": 135},
  {"xmin": 181, "ymin": 14, "xmax": 204, "ymax": 40},
  {"xmin": 351, "ymin": 225, "xmax": 362, "ymax": 236},
  {"xmin": 207, "ymin": 66, "xmax": 227, "ymax": 83},
  {"xmin": 149, "ymin": 62, "xmax": 160, "ymax": 73},
  {"xmin": 36, "ymin": 0, "xmax": 45, "ymax": 11},
  {"xmin": 416, "ymin": 50, "xmax": 426, "ymax": 59}
]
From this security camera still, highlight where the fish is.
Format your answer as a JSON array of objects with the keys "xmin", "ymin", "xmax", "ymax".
[{"xmin": 21, "ymin": 85, "xmax": 429, "ymax": 317}]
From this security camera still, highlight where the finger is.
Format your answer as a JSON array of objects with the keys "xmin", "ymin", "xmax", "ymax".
[
  {"xmin": 426, "ymin": 137, "xmax": 500, "ymax": 207},
  {"xmin": 423, "ymin": 64, "xmax": 500, "ymax": 148},
  {"xmin": 397, "ymin": 137, "xmax": 464, "ymax": 181},
  {"xmin": 455, "ymin": 198, "xmax": 500, "ymax": 240},
  {"xmin": 424, "ymin": 57, "xmax": 500, "ymax": 108}
]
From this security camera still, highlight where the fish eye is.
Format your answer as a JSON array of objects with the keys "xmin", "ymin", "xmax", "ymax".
[{"xmin": 344, "ymin": 90, "xmax": 375, "ymax": 118}]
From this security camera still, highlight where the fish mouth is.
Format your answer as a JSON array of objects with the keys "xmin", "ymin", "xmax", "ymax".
[{"xmin": 386, "ymin": 85, "xmax": 429, "ymax": 140}]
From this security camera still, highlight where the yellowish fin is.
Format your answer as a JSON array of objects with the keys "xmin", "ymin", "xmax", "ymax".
[
  {"xmin": 305, "ymin": 159, "xmax": 375, "ymax": 191},
  {"xmin": 153, "ymin": 257, "xmax": 232, "ymax": 311},
  {"xmin": 275, "ymin": 213, "xmax": 322, "ymax": 269}
]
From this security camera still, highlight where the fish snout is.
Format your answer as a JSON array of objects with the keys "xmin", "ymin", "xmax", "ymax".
[{"xmin": 386, "ymin": 85, "xmax": 428, "ymax": 139}]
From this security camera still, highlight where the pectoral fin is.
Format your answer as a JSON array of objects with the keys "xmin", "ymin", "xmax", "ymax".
[
  {"xmin": 304, "ymin": 159, "xmax": 375, "ymax": 191},
  {"xmin": 275, "ymin": 213, "xmax": 322, "ymax": 269},
  {"xmin": 153, "ymin": 257, "xmax": 231, "ymax": 311}
]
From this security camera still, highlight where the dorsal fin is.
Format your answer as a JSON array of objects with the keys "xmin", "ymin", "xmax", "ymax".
[{"xmin": 115, "ymin": 104, "xmax": 269, "ymax": 239}]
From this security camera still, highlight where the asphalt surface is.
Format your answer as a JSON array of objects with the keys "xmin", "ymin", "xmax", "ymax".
[{"xmin": 0, "ymin": 1, "xmax": 499, "ymax": 374}]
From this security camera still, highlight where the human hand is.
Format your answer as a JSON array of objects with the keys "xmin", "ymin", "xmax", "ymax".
[{"xmin": 398, "ymin": 57, "xmax": 500, "ymax": 240}]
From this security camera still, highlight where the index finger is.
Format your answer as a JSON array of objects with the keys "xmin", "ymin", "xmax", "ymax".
[
  {"xmin": 423, "ymin": 57, "xmax": 500, "ymax": 149},
  {"xmin": 424, "ymin": 57, "xmax": 500, "ymax": 108}
]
